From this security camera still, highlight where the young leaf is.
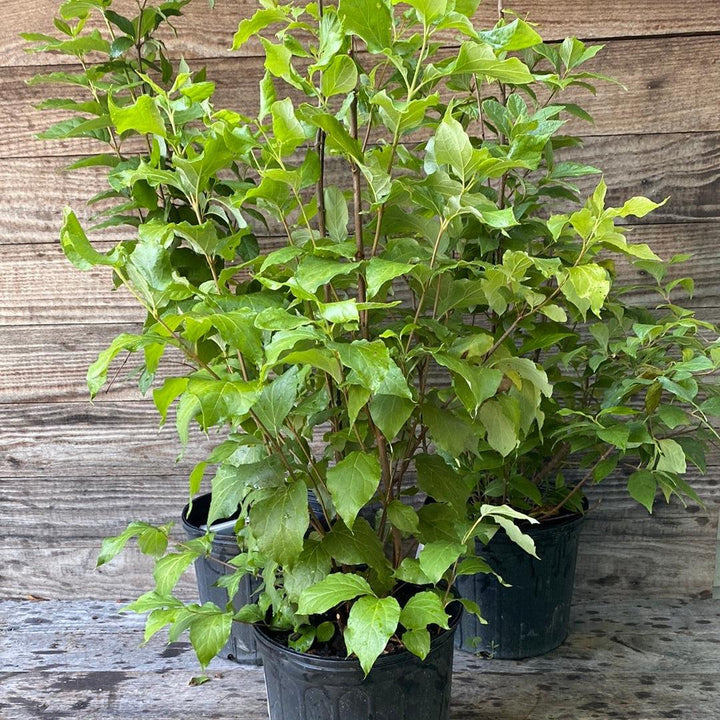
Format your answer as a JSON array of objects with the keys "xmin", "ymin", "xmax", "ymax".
[
  {"xmin": 326, "ymin": 451, "xmax": 382, "ymax": 529},
  {"xmin": 344, "ymin": 595, "xmax": 401, "ymax": 676},
  {"xmin": 337, "ymin": 0, "xmax": 393, "ymax": 53},
  {"xmin": 297, "ymin": 573, "xmax": 374, "ymax": 615}
]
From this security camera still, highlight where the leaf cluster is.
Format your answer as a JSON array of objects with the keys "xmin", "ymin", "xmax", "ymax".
[{"xmin": 27, "ymin": 0, "xmax": 720, "ymax": 672}]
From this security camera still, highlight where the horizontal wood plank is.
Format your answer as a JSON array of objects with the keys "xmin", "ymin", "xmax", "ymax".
[
  {"xmin": 1, "ymin": 470, "xmax": 717, "ymax": 599},
  {"xmin": 4, "ymin": 0, "xmax": 719, "ymax": 69},
  {"xmin": 10, "ymin": 34, "xmax": 720, "ymax": 161},
  {"xmin": 2, "ymin": 223, "xmax": 718, "ymax": 332},
  {"xmin": 1, "ymin": 599, "xmax": 719, "ymax": 720},
  {"xmin": 3, "ymin": 132, "xmax": 720, "ymax": 258},
  {"xmin": 1, "ymin": 401, "xmax": 214, "ymax": 478}
]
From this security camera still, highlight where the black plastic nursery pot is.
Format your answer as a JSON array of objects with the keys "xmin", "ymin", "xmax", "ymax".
[
  {"xmin": 181, "ymin": 493, "xmax": 261, "ymax": 665},
  {"xmin": 454, "ymin": 507, "xmax": 585, "ymax": 659},
  {"xmin": 255, "ymin": 601, "xmax": 462, "ymax": 720}
]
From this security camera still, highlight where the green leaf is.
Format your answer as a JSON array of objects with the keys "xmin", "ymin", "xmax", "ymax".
[
  {"xmin": 434, "ymin": 113, "xmax": 472, "ymax": 177},
  {"xmin": 655, "ymin": 438, "xmax": 687, "ymax": 474},
  {"xmin": 186, "ymin": 377, "xmax": 261, "ymax": 428},
  {"xmin": 250, "ymin": 478, "xmax": 308, "ymax": 565},
  {"xmin": 338, "ymin": 0, "xmax": 393, "ymax": 53},
  {"xmin": 207, "ymin": 459, "xmax": 278, "ymax": 526},
  {"xmin": 295, "ymin": 256, "xmax": 360, "ymax": 294},
  {"xmin": 387, "ymin": 500, "xmax": 419, "ymax": 533},
  {"xmin": 452, "ymin": 42, "xmax": 534, "ymax": 83},
  {"xmin": 344, "ymin": 595, "xmax": 401, "ymax": 676},
  {"xmin": 628, "ymin": 470, "xmax": 657, "ymax": 513},
  {"xmin": 189, "ymin": 609, "xmax": 233, "ymax": 669},
  {"xmin": 271, "ymin": 98, "xmax": 307, "ymax": 156},
  {"xmin": 322, "ymin": 518, "xmax": 392, "ymax": 575},
  {"xmin": 252, "ymin": 367, "xmax": 299, "ymax": 437},
  {"xmin": 154, "ymin": 552, "xmax": 197, "ymax": 596},
  {"xmin": 415, "ymin": 454, "xmax": 472, "ymax": 513},
  {"xmin": 232, "ymin": 7, "xmax": 288, "ymax": 49},
  {"xmin": 326, "ymin": 451, "xmax": 382, "ymax": 529},
  {"xmin": 318, "ymin": 299, "xmax": 359, "ymax": 324},
  {"xmin": 297, "ymin": 573, "xmax": 374, "ymax": 615},
  {"xmin": 60, "ymin": 208, "xmax": 119, "ymax": 271},
  {"xmin": 321, "ymin": 54, "xmax": 358, "ymax": 97},
  {"xmin": 365, "ymin": 258, "xmax": 414, "ymax": 298},
  {"xmin": 108, "ymin": 94, "xmax": 166, "ymax": 138},
  {"xmin": 369, "ymin": 394, "xmax": 414, "ymax": 441},
  {"xmin": 402, "ymin": 628, "xmax": 431, "ymax": 660},
  {"xmin": 482, "ymin": 506, "xmax": 538, "ymax": 558},
  {"xmin": 283, "ymin": 538, "xmax": 333, "ymax": 603},
  {"xmin": 417, "ymin": 541, "xmax": 466, "ymax": 584},
  {"xmin": 615, "ymin": 196, "xmax": 665, "ymax": 219},
  {"xmin": 478, "ymin": 399, "xmax": 519, "ymax": 456},
  {"xmin": 323, "ymin": 185, "xmax": 349, "ymax": 242},
  {"xmin": 423, "ymin": 403, "xmax": 478, "ymax": 456},
  {"xmin": 400, "ymin": 591, "xmax": 450, "ymax": 631},
  {"xmin": 561, "ymin": 264, "xmax": 610, "ymax": 319}
]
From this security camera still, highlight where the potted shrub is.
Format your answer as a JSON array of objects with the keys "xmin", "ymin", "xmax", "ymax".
[
  {"xmin": 28, "ymin": 0, "xmax": 720, "ymax": 705},
  {"xmin": 25, "ymin": 0, "xmax": 557, "ymax": 714},
  {"xmin": 433, "ymin": 39, "xmax": 720, "ymax": 657}
]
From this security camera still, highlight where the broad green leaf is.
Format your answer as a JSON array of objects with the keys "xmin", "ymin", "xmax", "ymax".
[
  {"xmin": 189, "ymin": 608, "xmax": 233, "ymax": 669},
  {"xmin": 417, "ymin": 541, "xmax": 465, "ymax": 584},
  {"xmin": 318, "ymin": 299, "xmax": 359, "ymax": 324},
  {"xmin": 628, "ymin": 470, "xmax": 657, "ymax": 513},
  {"xmin": 423, "ymin": 403, "xmax": 478, "ymax": 457},
  {"xmin": 186, "ymin": 377, "xmax": 261, "ymax": 428},
  {"xmin": 271, "ymin": 98, "xmax": 307, "ymax": 156},
  {"xmin": 415, "ymin": 454, "xmax": 472, "ymax": 513},
  {"xmin": 322, "ymin": 518, "xmax": 392, "ymax": 576},
  {"xmin": 387, "ymin": 500, "xmax": 419, "ymax": 533},
  {"xmin": 365, "ymin": 258, "xmax": 414, "ymax": 298},
  {"xmin": 338, "ymin": 0, "xmax": 393, "ymax": 53},
  {"xmin": 153, "ymin": 551, "xmax": 197, "ymax": 596},
  {"xmin": 400, "ymin": 591, "xmax": 450, "ymax": 630},
  {"xmin": 560, "ymin": 264, "xmax": 610, "ymax": 319},
  {"xmin": 452, "ymin": 42, "xmax": 534, "ymax": 83},
  {"xmin": 614, "ymin": 196, "xmax": 665, "ymax": 219},
  {"xmin": 434, "ymin": 113, "xmax": 472, "ymax": 177},
  {"xmin": 207, "ymin": 459, "xmax": 279, "ymax": 525},
  {"xmin": 402, "ymin": 628, "xmax": 431, "ymax": 660},
  {"xmin": 369, "ymin": 394, "xmax": 413, "ymax": 441},
  {"xmin": 253, "ymin": 367, "xmax": 299, "ymax": 437},
  {"xmin": 60, "ymin": 208, "xmax": 119, "ymax": 270},
  {"xmin": 295, "ymin": 256, "xmax": 360, "ymax": 293},
  {"xmin": 321, "ymin": 54, "xmax": 358, "ymax": 97},
  {"xmin": 344, "ymin": 595, "xmax": 401, "ymax": 676},
  {"xmin": 655, "ymin": 438, "xmax": 687, "ymax": 474},
  {"xmin": 233, "ymin": 7, "xmax": 288, "ymax": 49},
  {"xmin": 283, "ymin": 538, "xmax": 333, "ymax": 602},
  {"xmin": 108, "ymin": 94, "xmax": 166, "ymax": 138},
  {"xmin": 326, "ymin": 451, "xmax": 382, "ymax": 529},
  {"xmin": 297, "ymin": 573, "xmax": 374, "ymax": 615},
  {"xmin": 250, "ymin": 478, "xmax": 308, "ymax": 566},
  {"xmin": 323, "ymin": 185, "xmax": 349, "ymax": 242}
]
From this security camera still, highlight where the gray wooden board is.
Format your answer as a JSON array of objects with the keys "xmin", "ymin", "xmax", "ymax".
[
  {"xmin": 8, "ymin": 34, "xmax": 720, "ymax": 160},
  {"xmin": 1, "ymin": 599, "xmax": 719, "ymax": 719},
  {"xmin": 4, "ymin": 0, "xmax": 719, "ymax": 70}
]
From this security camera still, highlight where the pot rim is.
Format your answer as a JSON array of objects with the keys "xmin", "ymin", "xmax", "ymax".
[{"xmin": 253, "ymin": 596, "xmax": 463, "ymax": 671}]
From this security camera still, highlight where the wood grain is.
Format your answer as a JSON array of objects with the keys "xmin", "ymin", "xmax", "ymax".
[
  {"xmin": 10, "ymin": 34, "xmax": 720, "ymax": 161},
  {"xmin": 1, "ymin": 401, "xmax": 214, "ymax": 478},
  {"xmin": 4, "ymin": 0, "xmax": 719, "ymax": 69},
  {"xmin": 1, "ymin": 598, "xmax": 719, "ymax": 720}
]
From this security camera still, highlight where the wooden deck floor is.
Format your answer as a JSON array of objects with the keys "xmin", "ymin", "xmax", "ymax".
[{"xmin": 1, "ymin": 598, "xmax": 718, "ymax": 720}]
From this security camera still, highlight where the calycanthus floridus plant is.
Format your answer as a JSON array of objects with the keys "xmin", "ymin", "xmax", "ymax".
[{"xmin": 26, "ymin": 0, "xmax": 720, "ymax": 673}]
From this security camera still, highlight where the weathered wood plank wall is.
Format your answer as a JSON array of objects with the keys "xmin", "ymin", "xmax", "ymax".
[{"xmin": 1, "ymin": 1, "xmax": 719, "ymax": 601}]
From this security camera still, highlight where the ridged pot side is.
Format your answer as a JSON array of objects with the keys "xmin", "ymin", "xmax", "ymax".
[
  {"xmin": 455, "ymin": 509, "xmax": 586, "ymax": 659},
  {"xmin": 182, "ymin": 493, "xmax": 261, "ymax": 665},
  {"xmin": 255, "ymin": 601, "xmax": 462, "ymax": 720}
]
